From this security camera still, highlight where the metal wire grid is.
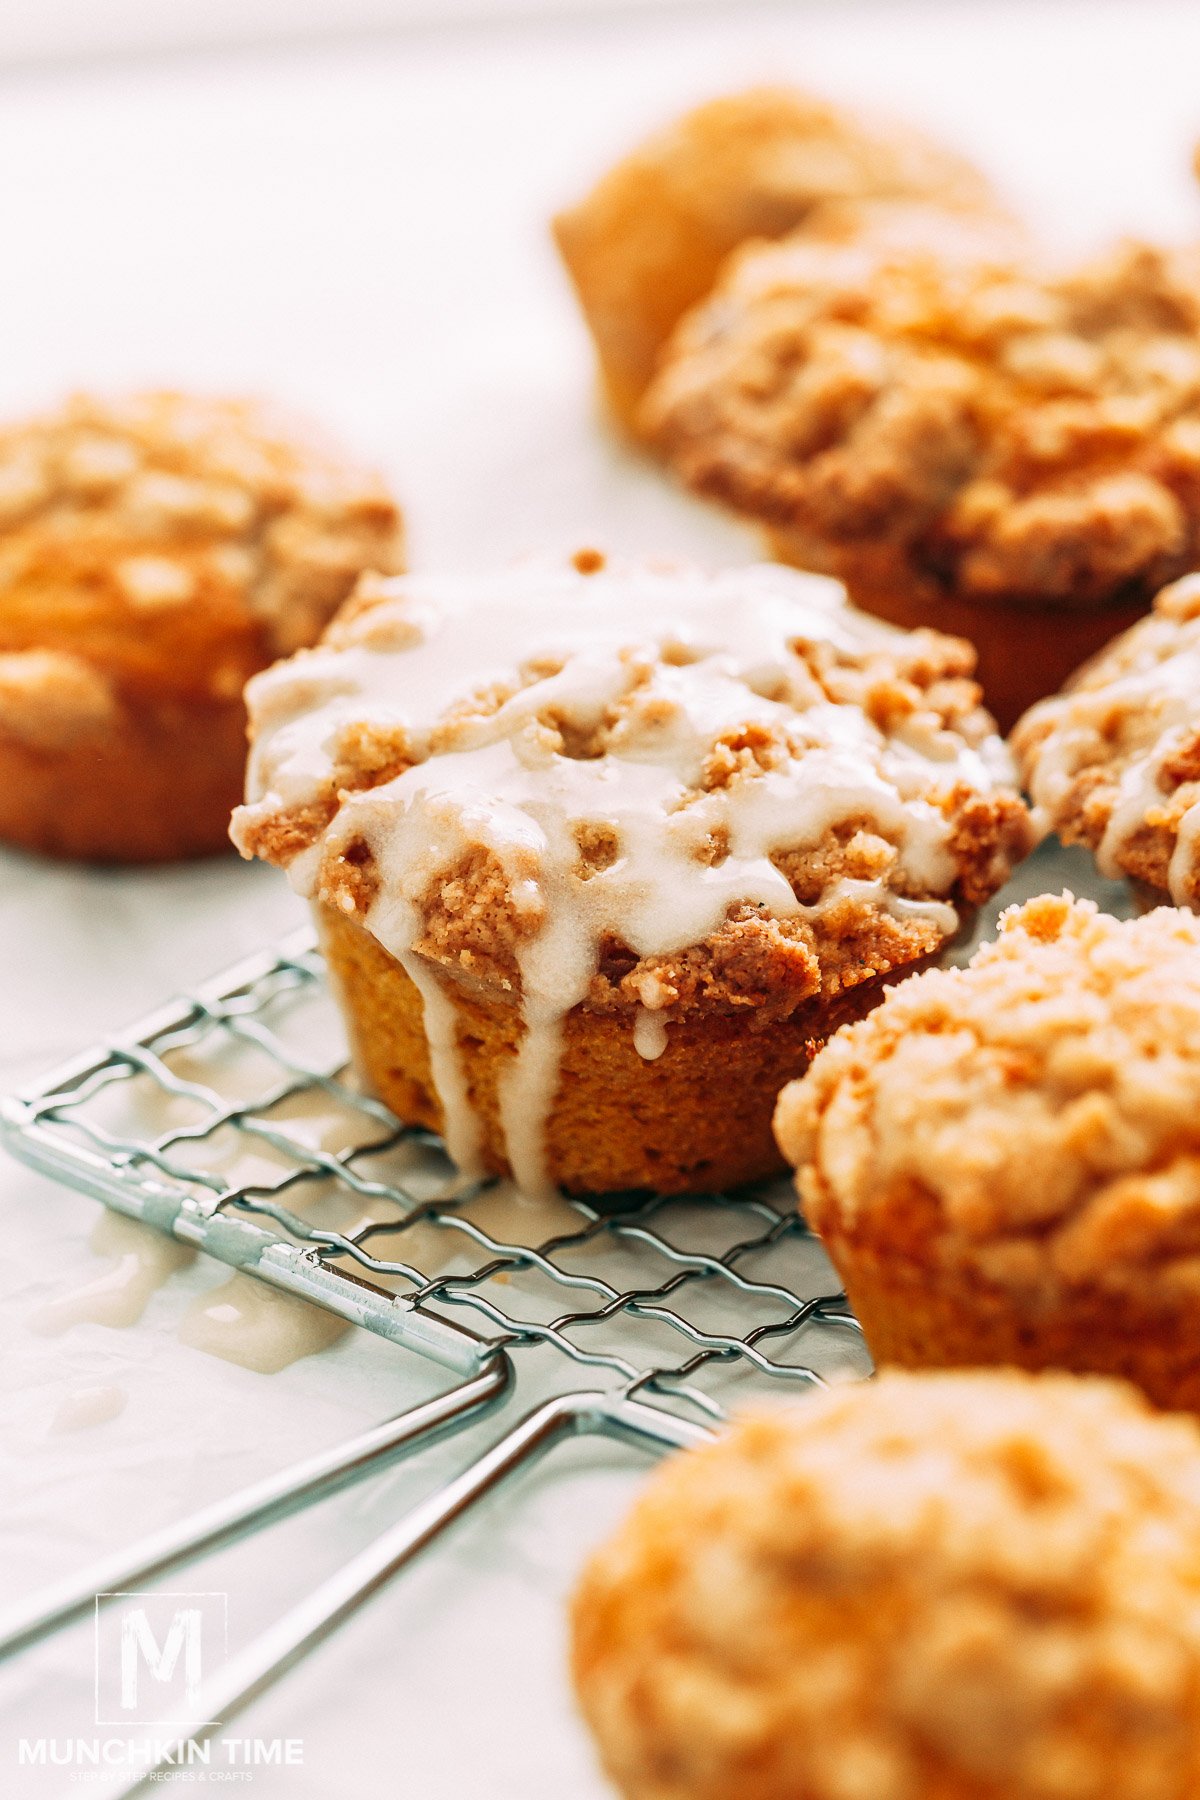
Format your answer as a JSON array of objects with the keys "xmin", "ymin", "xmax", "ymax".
[
  {"xmin": 0, "ymin": 928, "xmax": 876, "ymax": 1797},
  {"xmin": 0, "ymin": 925, "xmax": 870, "ymax": 1431}
]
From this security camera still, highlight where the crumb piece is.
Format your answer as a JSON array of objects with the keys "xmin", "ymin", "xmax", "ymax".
[
  {"xmin": 116, "ymin": 555, "xmax": 195, "ymax": 609},
  {"xmin": 413, "ymin": 845, "xmax": 547, "ymax": 992},
  {"xmin": 0, "ymin": 649, "xmax": 118, "ymax": 750},
  {"xmin": 319, "ymin": 835, "xmax": 379, "ymax": 916},
  {"xmin": 233, "ymin": 795, "xmax": 338, "ymax": 866},
  {"xmin": 574, "ymin": 820, "xmax": 621, "ymax": 877}
]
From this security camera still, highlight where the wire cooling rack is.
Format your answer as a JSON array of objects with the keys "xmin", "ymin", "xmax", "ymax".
[
  {"xmin": 0, "ymin": 927, "xmax": 870, "ymax": 1795},
  {"xmin": 1, "ymin": 924, "xmax": 869, "ymax": 1423}
]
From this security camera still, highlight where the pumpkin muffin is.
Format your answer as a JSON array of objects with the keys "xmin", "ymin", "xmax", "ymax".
[
  {"xmin": 572, "ymin": 1368, "xmax": 1200, "ymax": 1800},
  {"xmin": 553, "ymin": 86, "xmax": 1009, "ymax": 437},
  {"xmin": 775, "ymin": 893, "xmax": 1200, "ymax": 1409},
  {"xmin": 1014, "ymin": 573, "xmax": 1200, "ymax": 909},
  {"xmin": 0, "ymin": 390, "xmax": 403, "ymax": 861},
  {"xmin": 644, "ymin": 232, "xmax": 1200, "ymax": 728},
  {"xmin": 232, "ymin": 554, "xmax": 1030, "ymax": 1199}
]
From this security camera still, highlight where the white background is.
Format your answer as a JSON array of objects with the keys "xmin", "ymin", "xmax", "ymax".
[
  {"xmin": 0, "ymin": 0, "xmax": 701, "ymax": 70},
  {"xmin": 0, "ymin": 1, "xmax": 1196, "ymax": 1794}
]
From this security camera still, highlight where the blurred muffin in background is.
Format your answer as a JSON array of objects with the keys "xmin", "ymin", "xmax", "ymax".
[
  {"xmin": 573, "ymin": 1367, "xmax": 1200, "ymax": 1800},
  {"xmin": 554, "ymin": 86, "xmax": 1011, "ymax": 437},
  {"xmin": 0, "ymin": 390, "xmax": 403, "ymax": 861},
  {"xmin": 646, "ymin": 230, "xmax": 1200, "ymax": 728}
]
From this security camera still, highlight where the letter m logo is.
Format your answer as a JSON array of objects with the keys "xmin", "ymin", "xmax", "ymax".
[
  {"xmin": 120, "ymin": 1606, "xmax": 203, "ymax": 1710},
  {"xmin": 95, "ymin": 1592, "xmax": 228, "ymax": 1726}
]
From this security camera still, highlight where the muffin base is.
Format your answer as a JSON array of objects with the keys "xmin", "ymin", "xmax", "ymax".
[
  {"xmin": 319, "ymin": 903, "xmax": 912, "ymax": 1197},
  {"xmin": 769, "ymin": 531, "xmax": 1148, "ymax": 732},
  {"xmin": 0, "ymin": 693, "xmax": 248, "ymax": 862},
  {"xmin": 829, "ymin": 1236, "xmax": 1200, "ymax": 1413}
]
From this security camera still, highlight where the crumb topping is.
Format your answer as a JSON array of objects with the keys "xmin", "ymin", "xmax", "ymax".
[
  {"xmin": 235, "ymin": 558, "xmax": 1028, "ymax": 1197},
  {"xmin": 776, "ymin": 894, "xmax": 1200, "ymax": 1297},
  {"xmin": 646, "ymin": 229, "xmax": 1200, "ymax": 609},
  {"xmin": 1014, "ymin": 573, "xmax": 1200, "ymax": 906},
  {"xmin": 0, "ymin": 391, "xmax": 403, "ymax": 713},
  {"xmin": 572, "ymin": 1369, "xmax": 1200, "ymax": 1800}
]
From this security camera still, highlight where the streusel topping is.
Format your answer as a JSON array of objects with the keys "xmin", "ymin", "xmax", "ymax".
[
  {"xmin": 1015, "ymin": 574, "xmax": 1200, "ymax": 906},
  {"xmin": 573, "ymin": 1369, "xmax": 1200, "ymax": 1800},
  {"xmin": 0, "ymin": 391, "xmax": 403, "ymax": 730},
  {"xmin": 646, "ymin": 229, "xmax": 1200, "ymax": 607},
  {"xmin": 777, "ymin": 894, "xmax": 1200, "ymax": 1297},
  {"xmin": 234, "ymin": 557, "xmax": 1029, "ymax": 1196}
]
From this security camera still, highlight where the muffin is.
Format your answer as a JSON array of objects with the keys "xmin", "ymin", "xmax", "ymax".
[
  {"xmin": 0, "ymin": 390, "xmax": 403, "ymax": 861},
  {"xmin": 553, "ymin": 86, "xmax": 1008, "ymax": 437},
  {"xmin": 644, "ymin": 233, "xmax": 1200, "ymax": 728},
  {"xmin": 1014, "ymin": 573, "xmax": 1200, "ymax": 908},
  {"xmin": 232, "ymin": 554, "xmax": 1030, "ymax": 1199},
  {"xmin": 572, "ymin": 1368, "xmax": 1200, "ymax": 1800},
  {"xmin": 774, "ymin": 892, "xmax": 1200, "ymax": 1409}
]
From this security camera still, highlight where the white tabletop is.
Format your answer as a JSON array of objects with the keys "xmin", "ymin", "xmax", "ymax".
[{"xmin": 0, "ymin": 2, "xmax": 1194, "ymax": 1792}]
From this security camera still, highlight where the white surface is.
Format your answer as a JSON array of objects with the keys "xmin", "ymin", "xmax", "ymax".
[
  {"xmin": 0, "ymin": 1, "xmax": 1193, "ymax": 1793},
  {"xmin": 0, "ymin": 0, "xmax": 700, "ymax": 73}
]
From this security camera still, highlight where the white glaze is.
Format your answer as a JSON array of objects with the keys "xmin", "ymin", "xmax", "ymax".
[
  {"xmin": 28, "ymin": 1214, "xmax": 347, "ymax": 1377},
  {"xmin": 236, "ymin": 559, "xmax": 1021, "ymax": 1196},
  {"xmin": 27, "ymin": 1211, "xmax": 194, "ymax": 1336},
  {"xmin": 494, "ymin": 1006, "xmax": 562, "ymax": 1200},
  {"xmin": 634, "ymin": 1008, "xmax": 669, "ymax": 1061},
  {"xmin": 50, "ymin": 1386, "xmax": 128, "ymax": 1434},
  {"xmin": 394, "ymin": 928, "xmax": 486, "ymax": 1178},
  {"xmin": 178, "ymin": 1273, "xmax": 349, "ymax": 1374}
]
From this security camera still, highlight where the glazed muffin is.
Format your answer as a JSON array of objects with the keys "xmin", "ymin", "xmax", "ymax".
[
  {"xmin": 232, "ymin": 554, "xmax": 1030, "ymax": 1198},
  {"xmin": 774, "ymin": 892, "xmax": 1200, "ymax": 1409},
  {"xmin": 572, "ymin": 1368, "xmax": 1200, "ymax": 1800},
  {"xmin": 553, "ymin": 86, "xmax": 1009, "ymax": 437},
  {"xmin": 0, "ymin": 390, "xmax": 403, "ymax": 861},
  {"xmin": 644, "ymin": 234, "xmax": 1200, "ymax": 728},
  {"xmin": 1014, "ymin": 572, "xmax": 1200, "ymax": 908}
]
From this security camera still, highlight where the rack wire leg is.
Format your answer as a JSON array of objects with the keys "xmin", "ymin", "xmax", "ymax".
[
  {"xmin": 102, "ymin": 1389, "xmax": 713, "ymax": 1800},
  {"xmin": 0, "ymin": 1351, "xmax": 511, "ymax": 1663}
]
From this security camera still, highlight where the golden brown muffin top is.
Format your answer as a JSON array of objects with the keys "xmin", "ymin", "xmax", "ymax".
[
  {"xmin": 1014, "ymin": 573, "xmax": 1200, "ymax": 906},
  {"xmin": 776, "ymin": 893, "xmax": 1200, "ymax": 1299},
  {"xmin": 553, "ymin": 85, "xmax": 1007, "ymax": 428},
  {"xmin": 646, "ymin": 227, "xmax": 1200, "ymax": 609},
  {"xmin": 234, "ymin": 555, "xmax": 1030, "ymax": 1027},
  {"xmin": 573, "ymin": 1368, "xmax": 1200, "ymax": 1800},
  {"xmin": 0, "ymin": 390, "xmax": 403, "ymax": 731}
]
